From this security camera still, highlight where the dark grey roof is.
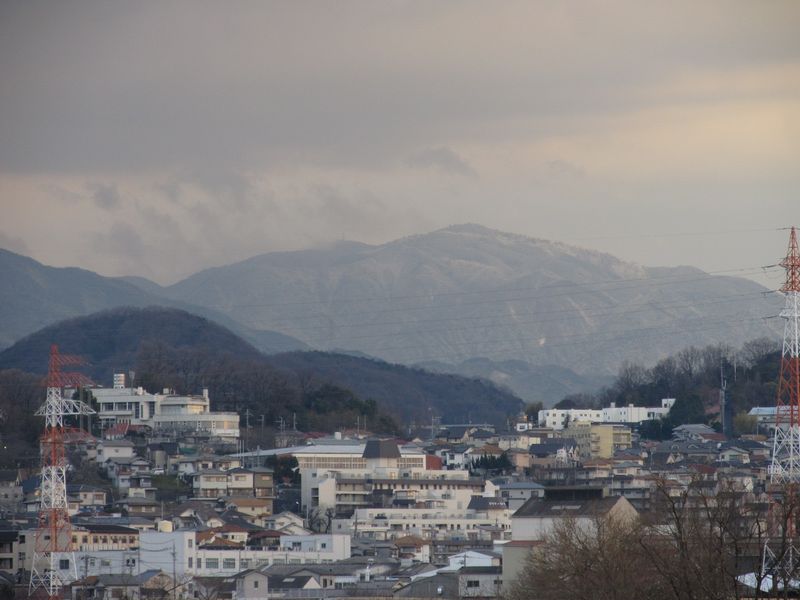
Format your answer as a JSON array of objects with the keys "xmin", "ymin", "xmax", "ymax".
[
  {"xmin": 268, "ymin": 575, "xmax": 315, "ymax": 589},
  {"xmin": 362, "ymin": 439, "xmax": 401, "ymax": 459},
  {"xmin": 513, "ymin": 496, "xmax": 626, "ymax": 518},
  {"xmin": 529, "ymin": 439, "xmax": 576, "ymax": 456},
  {"xmin": 471, "ymin": 429, "xmax": 495, "ymax": 439},
  {"xmin": 440, "ymin": 426, "xmax": 471, "ymax": 439},
  {"xmin": 0, "ymin": 470, "xmax": 19, "ymax": 483},
  {"xmin": 75, "ymin": 523, "xmax": 138, "ymax": 534},
  {"xmin": 467, "ymin": 496, "xmax": 507, "ymax": 511},
  {"xmin": 0, "ymin": 531, "xmax": 18, "ymax": 543}
]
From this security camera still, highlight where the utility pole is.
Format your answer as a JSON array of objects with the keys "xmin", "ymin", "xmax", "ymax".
[
  {"xmin": 172, "ymin": 540, "xmax": 177, "ymax": 600},
  {"xmin": 719, "ymin": 358, "xmax": 728, "ymax": 437}
]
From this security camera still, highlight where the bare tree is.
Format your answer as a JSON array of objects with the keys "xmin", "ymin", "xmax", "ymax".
[{"xmin": 505, "ymin": 479, "xmax": 800, "ymax": 600}]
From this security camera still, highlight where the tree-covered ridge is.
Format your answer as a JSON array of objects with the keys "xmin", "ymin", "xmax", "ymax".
[
  {"xmin": 0, "ymin": 307, "xmax": 525, "ymax": 467},
  {"xmin": 554, "ymin": 338, "xmax": 780, "ymax": 435}
]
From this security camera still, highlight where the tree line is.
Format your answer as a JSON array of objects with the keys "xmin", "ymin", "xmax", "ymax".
[{"xmin": 549, "ymin": 338, "xmax": 780, "ymax": 437}]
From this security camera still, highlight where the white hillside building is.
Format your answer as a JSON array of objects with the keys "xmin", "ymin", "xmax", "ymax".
[
  {"xmin": 538, "ymin": 398, "xmax": 674, "ymax": 430},
  {"xmin": 70, "ymin": 374, "xmax": 240, "ymax": 438}
]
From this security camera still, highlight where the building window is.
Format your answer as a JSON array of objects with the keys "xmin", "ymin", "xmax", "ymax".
[
  {"xmin": 253, "ymin": 581, "xmax": 259, "ymax": 589},
  {"xmin": 466, "ymin": 580, "xmax": 480, "ymax": 588},
  {"xmin": 188, "ymin": 558, "xmax": 193, "ymax": 568},
  {"xmin": 206, "ymin": 558, "xmax": 219, "ymax": 569},
  {"xmin": 188, "ymin": 539, "xmax": 193, "ymax": 548},
  {"xmin": 223, "ymin": 558, "xmax": 235, "ymax": 569},
  {"xmin": 59, "ymin": 559, "xmax": 70, "ymax": 570}
]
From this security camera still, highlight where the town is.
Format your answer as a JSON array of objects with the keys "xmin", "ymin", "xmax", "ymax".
[{"xmin": 0, "ymin": 346, "xmax": 791, "ymax": 599}]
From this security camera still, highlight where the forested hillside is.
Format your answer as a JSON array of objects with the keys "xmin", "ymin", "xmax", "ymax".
[
  {"xmin": 0, "ymin": 307, "xmax": 524, "ymax": 466},
  {"xmin": 554, "ymin": 338, "xmax": 780, "ymax": 436}
]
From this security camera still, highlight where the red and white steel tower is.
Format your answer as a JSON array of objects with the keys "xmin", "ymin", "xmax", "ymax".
[
  {"xmin": 29, "ymin": 345, "xmax": 94, "ymax": 599},
  {"xmin": 770, "ymin": 226, "xmax": 800, "ymax": 484},
  {"xmin": 762, "ymin": 227, "xmax": 800, "ymax": 584}
]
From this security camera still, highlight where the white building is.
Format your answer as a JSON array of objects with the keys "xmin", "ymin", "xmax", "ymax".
[
  {"xmin": 74, "ymin": 377, "xmax": 240, "ymax": 439},
  {"xmin": 295, "ymin": 438, "xmax": 456, "ymax": 513},
  {"xmin": 50, "ymin": 530, "xmax": 351, "ymax": 583},
  {"xmin": 333, "ymin": 504, "xmax": 511, "ymax": 541},
  {"xmin": 538, "ymin": 398, "xmax": 674, "ymax": 430}
]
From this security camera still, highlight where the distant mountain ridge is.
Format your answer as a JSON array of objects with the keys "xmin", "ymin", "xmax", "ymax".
[
  {"xmin": 0, "ymin": 224, "xmax": 781, "ymax": 385},
  {"xmin": 0, "ymin": 248, "xmax": 308, "ymax": 354},
  {"xmin": 159, "ymin": 224, "xmax": 781, "ymax": 374},
  {"xmin": 416, "ymin": 357, "xmax": 614, "ymax": 406}
]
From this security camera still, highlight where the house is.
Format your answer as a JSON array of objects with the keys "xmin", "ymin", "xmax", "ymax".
[
  {"xmin": 500, "ymin": 540, "xmax": 545, "ymax": 595},
  {"xmin": 146, "ymin": 442, "xmax": 181, "ymax": 474},
  {"xmin": 67, "ymin": 485, "xmax": 108, "ymax": 511},
  {"xmin": 268, "ymin": 574, "xmax": 321, "ymax": 591},
  {"xmin": 672, "ymin": 424, "xmax": 717, "ymax": 442},
  {"xmin": 234, "ymin": 570, "xmax": 269, "ymax": 599},
  {"xmin": 0, "ymin": 530, "xmax": 19, "ymax": 573},
  {"xmin": 170, "ymin": 500, "xmax": 224, "ymax": 529},
  {"xmin": 96, "ymin": 439, "xmax": 135, "ymax": 462},
  {"xmin": 497, "ymin": 481, "xmax": 545, "ymax": 511},
  {"xmin": 393, "ymin": 535, "xmax": 430, "ymax": 563},
  {"xmin": 264, "ymin": 511, "xmax": 309, "ymax": 535},
  {"xmin": 72, "ymin": 523, "xmax": 139, "ymax": 552},
  {"xmin": 510, "ymin": 495, "xmax": 637, "ymax": 542},
  {"xmin": 128, "ymin": 473, "xmax": 157, "ymax": 499},
  {"xmin": 224, "ymin": 496, "xmax": 273, "ymax": 521},
  {"xmin": 68, "ymin": 569, "xmax": 173, "ymax": 599},
  {"xmin": 192, "ymin": 470, "xmax": 229, "ymax": 499},
  {"xmin": 0, "ymin": 471, "xmax": 22, "ymax": 510},
  {"xmin": 114, "ymin": 497, "xmax": 160, "ymax": 517}
]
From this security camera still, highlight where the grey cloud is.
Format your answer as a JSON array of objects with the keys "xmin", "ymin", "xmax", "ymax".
[
  {"xmin": 547, "ymin": 160, "xmax": 585, "ymax": 181},
  {"xmin": 0, "ymin": 231, "xmax": 30, "ymax": 255},
  {"xmin": 1, "ymin": 2, "xmax": 798, "ymax": 174},
  {"xmin": 86, "ymin": 182, "xmax": 120, "ymax": 210},
  {"xmin": 91, "ymin": 222, "xmax": 146, "ymax": 259},
  {"xmin": 405, "ymin": 147, "xmax": 477, "ymax": 177}
]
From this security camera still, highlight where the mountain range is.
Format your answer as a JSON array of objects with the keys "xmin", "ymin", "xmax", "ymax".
[
  {"xmin": 153, "ymin": 224, "xmax": 781, "ymax": 374},
  {"xmin": 0, "ymin": 248, "xmax": 307, "ymax": 355},
  {"xmin": 0, "ymin": 224, "xmax": 781, "ymax": 404}
]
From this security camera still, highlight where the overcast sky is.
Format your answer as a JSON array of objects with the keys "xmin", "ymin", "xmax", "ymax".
[{"xmin": 1, "ymin": 1, "xmax": 798, "ymax": 286}]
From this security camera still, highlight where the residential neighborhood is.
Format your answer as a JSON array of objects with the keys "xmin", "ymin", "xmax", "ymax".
[{"xmin": 0, "ymin": 370, "xmax": 786, "ymax": 599}]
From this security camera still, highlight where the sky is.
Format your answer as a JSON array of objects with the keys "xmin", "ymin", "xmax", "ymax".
[{"xmin": 0, "ymin": 1, "xmax": 798, "ymax": 286}]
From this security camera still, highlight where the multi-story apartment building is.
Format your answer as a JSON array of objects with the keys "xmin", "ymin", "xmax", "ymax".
[
  {"xmin": 332, "ymin": 503, "xmax": 512, "ymax": 541},
  {"xmin": 191, "ymin": 467, "xmax": 274, "ymax": 506},
  {"xmin": 565, "ymin": 421, "xmax": 633, "ymax": 459},
  {"xmin": 295, "ymin": 438, "xmax": 464, "ymax": 514},
  {"xmin": 49, "ymin": 531, "xmax": 351, "ymax": 582}
]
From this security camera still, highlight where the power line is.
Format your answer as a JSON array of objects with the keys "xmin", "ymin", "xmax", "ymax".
[
  {"xmin": 350, "ymin": 313, "xmax": 777, "ymax": 364},
  {"xmin": 290, "ymin": 290, "xmax": 775, "ymax": 343},
  {"xmin": 199, "ymin": 264, "xmax": 779, "ymax": 312}
]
